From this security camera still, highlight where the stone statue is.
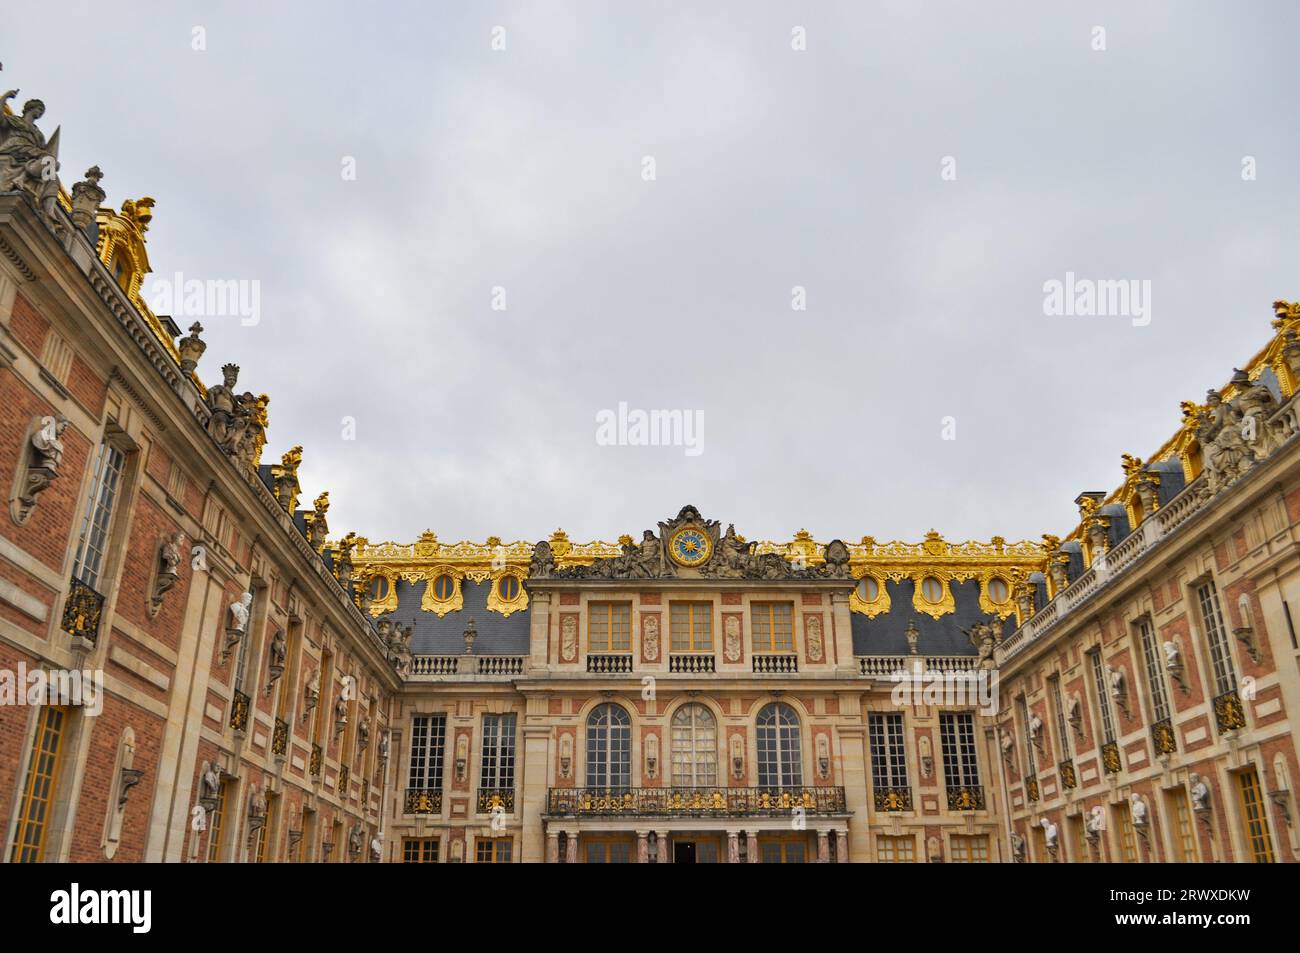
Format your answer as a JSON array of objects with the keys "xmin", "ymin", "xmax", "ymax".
[
  {"xmin": 231, "ymin": 391, "xmax": 267, "ymax": 468},
  {"xmin": 348, "ymin": 824, "xmax": 362, "ymax": 858},
  {"xmin": 333, "ymin": 532, "xmax": 357, "ymax": 590},
  {"xmin": 378, "ymin": 730, "xmax": 390, "ymax": 765},
  {"xmin": 150, "ymin": 532, "xmax": 185, "ymax": 612},
  {"xmin": 463, "ymin": 618, "xmax": 477, "ymax": 654},
  {"xmin": 1189, "ymin": 774, "xmax": 1210, "ymax": 812},
  {"xmin": 1010, "ymin": 831, "xmax": 1025, "ymax": 862},
  {"xmin": 1198, "ymin": 388, "xmax": 1253, "ymax": 493},
  {"xmin": 69, "ymin": 165, "xmax": 105, "ymax": 230},
  {"xmin": 528, "ymin": 540, "xmax": 555, "ymax": 578},
  {"xmin": 821, "ymin": 539, "xmax": 852, "ymax": 579},
  {"xmin": 391, "ymin": 623, "xmax": 413, "ymax": 677},
  {"xmin": 203, "ymin": 364, "xmax": 246, "ymax": 454},
  {"xmin": 1028, "ymin": 713, "xmax": 1043, "ymax": 746},
  {"xmin": 0, "ymin": 91, "xmax": 63, "ymax": 227},
  {"xmin": 642, "ymin": 615, "xmax": 660, "ymax": 661},
  {"xmin": 14, "ymin": 414, "xmax": 69, "ymax": 523},
  {"xmin": 228, "ymin": 592, "xmax": 253, "ymax": 633},
  {"xmin": 1130, "ymin": 793, "xmax": 1148, "ymax": 827},
  {"xmin": 968, "ymin": 620, "xmax": 998, "ymax": 670},
  {"xmin": 805, "ymin": 615, "xmax": 824, "ymax": 662},
  {"xmin": 1109, "ymin": 665, "xmax": 1125, "ymax": 701},
  {"xmin": 249, "ymin": 785, "xmax": 267, "ymax": 821},
  {"xmin": 723, "ymin": 615, "xmax": 742, "ymax": 662},
  {"xmin": 303, "ymin": 668, "xmax": 321, "ymax": 722},
  {"xmin": 306, "ymin": 492, "xmax": 330, "ymax": 552},
  {"xmin": 1086, "ymin": 805, "xmax": 1106, "ymax": 836},
  {"xmin": 269, "ymin": 628, "xmax": 287, "ymax": 668},
  {"xmin": 370, "ymin": 836, "xmax": 382, "ymax": 863},
  {"xmin": 716, "ymin": 524, "xmax": 754, "ymax": 577},
  {"xmin": 200, "ymin": 761, "xmax": 221, "ymax": 801},
  {"xmin": 358, "ymin": 716, "xmax": 371, "ymax": 751},
  {"xmin": 1041, "ymin": 817, "xmax": 1058, "ymax": 851},
  {"xmin": 560, "ymin": 615, "xmax": 578, "ymax": 662},
  {"xmin": 636, "ymin": 529, "xmax": 663, "ymax": 576}
]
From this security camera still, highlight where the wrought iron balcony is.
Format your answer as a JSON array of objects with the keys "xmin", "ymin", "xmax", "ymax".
[
  {"xmin": 405, "ymin": 788, "xmax": 443, "ymax": 815},
  {"xmin": 752, "ymin": 654, "xmax": 799, "ymax": 674},
  {"xmin": 872, "ymin": 785, "xmax": 913, "ymax": 812},
  {"xmin": 945, "ymin": 784, "xmax": 986, "ymax": 811},
  {"xmin": 477, "ymin": 788, "xmax": 516, "ymax": 813},
  {"xmin": 1058, "ymin": 760, "xmax": 1077, "ymax": 790},
  {"xmin": 272, "ymin": 717, "xmax": 289, "ymax": 756},
  {"xmin": 1101, "ymin": 740, "xmax": 1122, "ymax": 774},
  {"xmin": 546, "ymin": 785, "xmax": 847, "ymax": 817},
  {"xmin": 1151, "ymin": 717, "xmax": 1177, "ymax": 755},
  {"xmin": 587, "ymin": 653, "xmax": 633, "ymax": 674},
  {"xmin": 229, "ymin": 689, "xmax": 250, "ymax": 732},
  {"xmin": 1213, "ymin": 689, "xmax": 1247, "ymax": 733},
  {"xmin": 61, "ymin": 576, "xmax": 105, "ymax": 645},
  {"xmin": 1025, "ymin": 775, "xmax": 1040, "ymax": 802},
  {"xmin": 669, "ymin": 653, "xmax": 716, "ymax": 673},
  {"xmin": 309, "ymin": 743, "xmax": 322, "ymax": 777}
]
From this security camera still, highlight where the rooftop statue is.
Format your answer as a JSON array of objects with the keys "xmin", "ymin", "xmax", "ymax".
[{"xmin": 0, "ymin": 90, "xmax": 63, "ymax": 229}]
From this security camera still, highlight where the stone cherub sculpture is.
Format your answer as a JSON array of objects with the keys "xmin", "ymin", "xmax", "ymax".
[{"xmin": 0, "ymin": 90, "xmax": 63, "ymax": 226}]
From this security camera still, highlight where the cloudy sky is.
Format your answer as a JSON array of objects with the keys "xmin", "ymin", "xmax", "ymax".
[{"xmin": 8, "ymin": 1, "xmax": 1299, "ymax": 546}]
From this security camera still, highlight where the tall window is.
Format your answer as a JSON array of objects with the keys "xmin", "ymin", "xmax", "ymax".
[
  {"xmin": 670, "ymin": 703, "xmax": 717, "ymax": 786},
  {"xmin": 10, "ymin": 706, "xmax": 68, "ymax": 862},
  {"xmin": 207, "ymin": 779, "xmax": 229, "ymax": 863},
  {"xmin": 670, "ymin": 602, "xmax": 713, "ymax": 652},
  {"xmin": 756, "ymin": 702, "xmax": 802, "ymax": 787},
  {"xmin": 1236, "ymin": 767, "xmax": 1275, "ymax": 863},
  {"xmin": 313, "ymin": 651, "xmax": 333, "ymax": 746},
  {"xmin": 1136, "ymin": 617, "xmax": 1170, "ymax": 723},
  {"xmin": 71, "ymin": 440, "xmax": 126, "ymax": 590},
  {"xmin": 1016, "ymin": 696, "xmax": 1036, "ymax": 777},
  {"xmin": 751, "ymin": 603, "xmax": 794, "ymax": 652},
  {"xmin": 939, "ymin": 712, "xmax": 981, "ymax": 789},
  {"xmin": 1088, "ymin": 649, "xmax": 1117, "ymax": 743},
  {"xmin": 1115, "ymin": 802, "xmax": 1139, "ymax": 862},
  {"xmin": 588, "ymin": 603, "xmax": 631, "ymax": 652},
  {"xmin": 1049, "ymin": 675, "xmax": 1071, "ymax": 760},
  {"xmin": 479, "ymin": 713, "xmax": 517, "ymax": 792},
  {"xmin": 1197, "ymin": 580, "xmax": 1238, "ymax": 696},
  {"xmin": 408, "ymin": 714, "xmax": 447, "ymax": 790},
  {"xmin": 586, "ymin": 704, "xmax": 632, "ymax": 788},
  {"xmin": 868, "ymin": 713, "xmax": 909, "ymax": 790},
  {"xmin": 1167, "ymin": 789, "xmax": 1198, "ymax": 862}
]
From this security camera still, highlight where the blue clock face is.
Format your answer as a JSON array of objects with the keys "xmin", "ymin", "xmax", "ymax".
[{"xmin": 670, "ymin": 528, "xmax": 711, "ymax": 567}]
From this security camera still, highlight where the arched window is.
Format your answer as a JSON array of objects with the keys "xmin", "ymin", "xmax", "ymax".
[
  {"xmin": 756, "ymin": 703, "xmax": 802, "ymax": 788},
  {"xmin": 586, "ymin": 704, "xmax": 631, "ymax": 789},
  {"xmin": 671, "ymin": 704, "xmax": 717, "ymax": 786}
]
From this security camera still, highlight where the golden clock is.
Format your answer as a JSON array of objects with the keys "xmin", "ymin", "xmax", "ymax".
[{"xmin": 668, "ymin": 527, "xmax": 712, "ymax": 567}]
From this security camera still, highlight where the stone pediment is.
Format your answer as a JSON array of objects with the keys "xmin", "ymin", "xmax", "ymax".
[{"xmin": 527, "ymin": 505, "xmax": 852, "ymax": 582}]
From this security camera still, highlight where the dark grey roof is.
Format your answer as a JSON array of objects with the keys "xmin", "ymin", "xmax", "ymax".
[
  {"xmin": 389, "ymin": 578, "xmax": 531, "ymax": 655},
  {"xmin": 850, "ymin": 578, "xmax": 984, "ymax": 657}
]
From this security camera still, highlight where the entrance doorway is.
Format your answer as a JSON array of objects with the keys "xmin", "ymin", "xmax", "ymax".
[{"xmin": 673, "ymin": 841, "xmax": 697, "ymax": 864}]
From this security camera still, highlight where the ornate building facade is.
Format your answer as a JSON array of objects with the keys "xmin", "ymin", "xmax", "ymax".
[{"xmin": 1, "ymin": 87, "xmax": 1298, "ymax": 863}]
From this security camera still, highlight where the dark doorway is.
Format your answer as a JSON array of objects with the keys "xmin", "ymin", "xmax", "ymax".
[{"xmin": 674, "ymin": 841, "xmax": 697, "ymax": 864}]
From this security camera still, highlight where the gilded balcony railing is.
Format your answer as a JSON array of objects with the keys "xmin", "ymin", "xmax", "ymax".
[
  {"xmin": 752, "ymin": 654, "xmax": 799, "ymax": 674},
  {"xmin": 309, "ymin": 743, "xmax": 322, "ymax": 777},
  {"xmin": 405, "ymin": 788, "xmax": 443, "ymax": 815},
  {"xmin": 229, "ymin": 689, "xmax": 250, "ymax": 732},
  {"xmin": 872, "ymin": 785, "xmax": 913, "ymax": 812},
  {"xmin": 1101, "ymin": 740, "xmax": 1122, "ymax": 774},
  {"xmin": 1151, "ymin": 717, "xmax": 1177, "ymax": 755},
  {"xmin": 61, "ymin": 576, "xmax": 105, "ymax": 644},
  {"xmin": 945, "ymin": 784, "xmax": 986, "ymax": 811},
  {"xmin": 1213, "ymin": 689, "xmax": 1247, "ymax": 733},
  {"xmin": 669, "ymin": 654, "xmax": 716, "ymax": 673},
  {"xmin": 1058, "ymin": 760, "xmax": 1077, "ymax": 790},
  {"xmin": 587, "ymin": 654, "xmax": 633, "ymax": 674},
  {"xmin": 546, "ymin": 786, "xmax": 847, "ymax": 817},
  {"xmin": 272, "ymin": 717, "xmax": 289, "ymax": 756},
  {"xmin": 477, "ymin": 788, "xmax": 516, "ymax": 813}
]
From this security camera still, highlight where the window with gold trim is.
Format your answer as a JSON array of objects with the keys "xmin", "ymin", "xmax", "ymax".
[
  {"xmin": 207, "ymin": 778, "xmax": 230, "ymax": 863},
  {"xmin": 588, "ymin": 602, "xmax": 631, "ymax": 652},
  {"xmin": 496, "ymin": 574, "xmax": 521, "ymax": 602},
  {"xmin": 1167, "ymin": 788, "xmax": 1199, "ymax": 862},
  {"xmin": 670, "ymin": 703, "xmax": 717, "ymax": 786},
  {"xmin": 757, "ymin": 702, "xmax": 802, "ymax": 787},
  {"xmin": 750, "ymin": 602, "xmax": 793, "ymax": 653},
  {"xmin": 10, "ymin": 706, "xmax": 69, "ymax": 863},
  {"xmin": 920, "ymin": 576, "xmax": 944, "ymax": 604},
  {"xmin": 431, "ymin": 573, "xmax": 455, "ymax": 601},
  {"xmin": 670, "ymin": 602, "xmax": 713, "ymax": 652},
  {"xmin": 1115, "ymin": 802, "xmax": 1139, "ymax": 862}
]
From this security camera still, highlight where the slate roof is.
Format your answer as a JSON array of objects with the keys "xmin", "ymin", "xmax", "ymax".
[
  {"xmin": 850, "ymin": 578, "xmax": 985, "ymax": 657},
  {"xmin": 388, "ymin": 578, "xmax": 532, "ymax": 656}
]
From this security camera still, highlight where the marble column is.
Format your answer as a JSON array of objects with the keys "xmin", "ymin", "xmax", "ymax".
[
  {"xmin": 546, "ymin": 832, "xmax": 559, "ymax": 864},
  {"xmin": 656, "ymin": 830, "xmax": 670, "ymax": 864},
  {"xmin": 817, "ymin": 829, "xmax": 830, "ymax": 863},
  {"xmin": 836, "ymin": 829, "xmax": 849, "ymax": 862},
  {"xmin": 726, "ymin": 830, "xmax": 740, "ymax": 864},
  {"xmin": 746, "ymin": 830, "xmax": 760, "ymax": 863},
  {"xmin": 637, "ymin": 830, "xmax": 650, "ymax": 863},
  {"xmin": 565, "ymin": 832, "xmax": 578, "ymax": 863}
]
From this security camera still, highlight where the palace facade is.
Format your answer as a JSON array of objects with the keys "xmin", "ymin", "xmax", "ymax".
[{"xmin": 1, "ymin": 87, "xmax": 1299, "ymax": 863}]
